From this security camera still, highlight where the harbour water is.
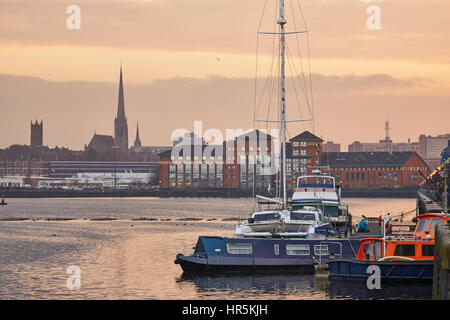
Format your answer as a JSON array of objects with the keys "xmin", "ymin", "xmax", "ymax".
[{"xmin": 0, "ymin": 197, "xmax": 431, "ymax": 299}]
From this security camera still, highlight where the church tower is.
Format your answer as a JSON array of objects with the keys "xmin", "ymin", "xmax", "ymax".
[
  {"xmin": 30, "ymin": 120, "xmax": 43, "ymax": 146},
  {"xmin": 134, "ymin": 122, "xmax": 142, "ymax": 149},
  {"xmin": 114, "ymin": 65, "xmax": 128, "ymax": 154}
]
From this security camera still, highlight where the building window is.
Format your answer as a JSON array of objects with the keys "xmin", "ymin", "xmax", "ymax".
[
  {"xmin": 208, "ymin": 164, "xmax": 215, "ymax": 188},
  {"xmin": 300, "ymin": 141, "xmax": 307, "ymax": 146},
  {"xmin": 169, "ymin": 164, "xmax": 176, "ymax": 186},
  {"xmin": 301, "ymin": 150, "xmax": 306, "ymax": 155},
  {"xmin": 240, "ymin": 164, "xmax": 246, "ymax": 189},
  {"xmin": 286, "ymin": 244, "xmax": 310, "ymax": 256},
  {"xmin": 216, "ymin": 165, "xmax": 223, "ymax": 188},
  {"xmin": 185, "ymin": 164, "xmax": 192, "ymax": 187},
  {"xmin": 361, "ymin": 172, "xmax": 365, "ymax": 181},
  {"xmin": 193, "ymin": 165, "xmax": 200, "ymax": 188},
  {"xmin": 177, "ymin": 164, "xmax": 184, "ymax": 186},
  {"xmin": 292, "ymin": 141, "xmax": 299, "ymax": 146},
  {"xmin": 227, "ymin": 243, "xmax": 252, "ymax": 255},
  {"xmin": 248, "ymin": 164, "xmax": 254, "ymax": 189},
  {"xmin": 201, "ymin": 164, "xmax": 208, "ymax": 188},
  {"xmin": 293, "ymin": 150, "xmax": 299, "ymax": 155}
]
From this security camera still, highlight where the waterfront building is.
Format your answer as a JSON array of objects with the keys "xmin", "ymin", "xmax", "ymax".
[
  {"xmin": 323, "ymin": 141, "xmax": 340, "ymax": 153},
  {"xmin": 0, "ymin": 161, "xmax": 49, "ymax": 177},
  {"xmin": 418, "ymin": 134, "xmax": 450, "ymax": 170},
  {"xmin": 49, "ymin": 161, "xmax": 158, "ymax": 181},
  {"xmin": 322, "ymin": 151, "xmax": 429, "ymax": 189},
  {"xmin": 348, "ymin": 121, "xmax": 419, "ymax": 153},
  {"xmin": 223, "ymin": 130, "xmax": 275, "ymax": 190},
  {"xmin": 158, "ymin": 130, "xmax": 321, "ymax": 190}
]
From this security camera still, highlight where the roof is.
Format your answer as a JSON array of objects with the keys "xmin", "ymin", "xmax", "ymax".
[
  {"xmin": 285, "ymin": 142, "xmax": 311, "ymax": 159},
  {"xmin": 289, "ymin": 131, "xmax": 323, "ymax": 142},
  {"xmin": 87, "ymin": 134, "xmax": 114, "ymax": 148},
  {"xmin": 321, "ymin": 151, "xmax": 424, "ymax": 168},
  {"xmin": 159, "ymin": 144, "xmax": 222, "ymax": 158},
  {"xmin": 231, "ymin": 129, "xmax": 275, "ymax": 141}
]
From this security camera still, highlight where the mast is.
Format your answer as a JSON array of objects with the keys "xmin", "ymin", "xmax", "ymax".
[{"xmin": 278, "ymin": 0, "xmax": 287, "ymax": 209}]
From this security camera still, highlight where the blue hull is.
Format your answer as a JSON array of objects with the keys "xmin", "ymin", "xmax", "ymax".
[
  {"xmin": 328, "ymin": 259, "xmax": 434, "ymax": 282},
  {"xmin": 175, "ymin": 236, "xmax": 362, "ymax": 275}
]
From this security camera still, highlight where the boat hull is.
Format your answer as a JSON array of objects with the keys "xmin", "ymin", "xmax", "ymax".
[
  {"xmin": 328, "ymin": 259, "xmax": 433, "ymax": 282},
  {"xmin": 175, "ymin": 236, "xmax": 362, "ymax": 275}
]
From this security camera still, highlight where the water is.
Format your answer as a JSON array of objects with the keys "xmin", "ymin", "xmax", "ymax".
[{"xmin": 0, "ymin": 197, "xmax": 431, "ymax": 299}]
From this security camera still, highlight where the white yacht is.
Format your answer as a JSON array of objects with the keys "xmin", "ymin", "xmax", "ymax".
[
  {"xmin": 292, "ymin": 170, "xmax": 351, "ymax": 233},
  {"xmin": 233, "ymin": 205, "xmax": 333, "ymax": 238}
]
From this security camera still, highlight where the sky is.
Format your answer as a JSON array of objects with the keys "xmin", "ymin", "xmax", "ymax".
[{"xmin": 0, "ymin": 0, "xmax": 449, "ymax": 150}]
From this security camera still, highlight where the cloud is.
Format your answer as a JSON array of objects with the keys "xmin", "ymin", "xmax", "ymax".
[
  {"xmin": 0, "ymin": 73, "xmax": 448, "ymax": 151},
  {"xmin": 0, "ymin": 0, "xmax": 449, "ymax": 63}
]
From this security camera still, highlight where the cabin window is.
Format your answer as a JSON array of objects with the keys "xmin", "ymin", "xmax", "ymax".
[
  {"xmin": 374, "ymin": 241, "xmax": 383, "ymax": 260},
  {"xmin": 286, "ymin": 244, "xmax": 310, "ymax": 256},
  {"xmin": 226, "ymin": 243, "xmax": 252, "ymax": 255},
  {"xmin": 429, "ymin": 219, "xmax": 444, "ymax": 232},
  {"xmin": 253, "ymin": 213, "xmax": 278, "ymax": 222},
  {"xmin": 194, "ymin": 240, "xmax": 206, "ymax": 257},
  {"xmin": 290, "ymin": 212, "xmax": 316, "ymax": 221},
  {"xmin": 394, "ymin": 244, "xmax": 415, "ymax": 257},
  {"xmin": 324, "ymin": 206, "xmax": 339, "ymax": 218},
  {"xmin": 416, "ymin": 219, "xmax": 431, "ymax": 232},
  {"xmin": 314, "ymin": 245, "xmax": 329, "ymax": 256},
  {"xmin": 422, "ymin": 245, "xmax": 434, "ymax": 257},
  {"xmin": 274, "ymin": 244, "xmax": 280, "ymax": 255},
  {"xmin": 363, "ymin": 243, "xmax": 374, "ymax": 260}
]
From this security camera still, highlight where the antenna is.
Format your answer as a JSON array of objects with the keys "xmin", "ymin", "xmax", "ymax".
[{"xmin": 385, "ymin": 120, "xmax": 391, "ymax": 141}]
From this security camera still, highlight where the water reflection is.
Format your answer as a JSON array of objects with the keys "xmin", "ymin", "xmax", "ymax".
[
  {"xmin": 177, "ymin": 273, "xmax": 324, "ymax": 299},
  {"xmin": 177, "ymin": 273, "xmax": 432, "ymax": 300},
  {"xmin": 327, "ymin": 279, "xmax": 432, "ymax": 300}
]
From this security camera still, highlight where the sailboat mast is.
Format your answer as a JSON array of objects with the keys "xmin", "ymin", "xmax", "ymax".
[{"xmin": 278, "ymin": 0, "xmax": 287, "ymax": 209}]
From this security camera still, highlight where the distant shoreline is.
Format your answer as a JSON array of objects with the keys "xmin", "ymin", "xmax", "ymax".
[{"xmin": 0, "ymin": 188, "xmax": 418, "ymax": 199}]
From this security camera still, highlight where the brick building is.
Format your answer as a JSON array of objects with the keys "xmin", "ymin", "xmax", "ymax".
[
  {"xmin": 0, "ymin": 161, "xmax": 50, "ymax": 177},
  {"xmin": 158, "ymin": 130, "xmax": 321, "ymax": 190},
  {"xmin": 418, "ymin": 134, "xmax": 450, "ymax": 170},
  {"xmin": 323, "ymin": 141, "xmax": 341, "ymax": 153},
  {"xmin": 321, "ymin": 152, "xmax": 429, "ymax": 189},
  {"xmin": 159, "ymin": 130, "xmax": 275, "ymax": 190},
  {"xmin": 285, "ymin": 131, "xmax": 323, "ymax": 190}
]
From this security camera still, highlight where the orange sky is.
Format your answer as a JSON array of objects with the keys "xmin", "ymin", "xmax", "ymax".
[{"xmin": 0, "ymin": 0, "xmax": 449, "ymax": 150}]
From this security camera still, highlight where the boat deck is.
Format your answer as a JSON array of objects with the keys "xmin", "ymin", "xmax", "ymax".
[{"xmin": 351, "ymin": 222, "xmax": 382, "ymax": 238}]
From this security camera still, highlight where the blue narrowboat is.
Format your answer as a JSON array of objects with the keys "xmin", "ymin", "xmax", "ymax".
[{"xmin": 175, "ymin": 236, "xmax": 362, "ymax": 274}]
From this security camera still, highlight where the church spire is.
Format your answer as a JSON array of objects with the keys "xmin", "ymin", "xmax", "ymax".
[
  {"xmin": 134, "ymin": 122, "xmax": 142, "ymax": 148},
  {"xmin": 114, "ymin": 64, "xmax": 128, "ymax": 154},
  {"xmin": 117, "ymin": 64, "xmax": 126, "ymax": 119}
]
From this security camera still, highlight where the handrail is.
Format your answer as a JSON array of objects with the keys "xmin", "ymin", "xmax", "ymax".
[{"xmin": 377, "ymin": 256, "xmax": 415, "ymax": 261}]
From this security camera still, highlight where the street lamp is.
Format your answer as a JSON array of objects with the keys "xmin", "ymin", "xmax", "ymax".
[{"xmin": 112, "ymin": 145, "xmax": 119, "ymax": 190}]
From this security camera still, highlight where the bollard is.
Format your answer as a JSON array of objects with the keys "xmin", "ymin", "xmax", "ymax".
[{"xmin": 433, "ymin": 223, "xmax": 450, "ymax": 300}]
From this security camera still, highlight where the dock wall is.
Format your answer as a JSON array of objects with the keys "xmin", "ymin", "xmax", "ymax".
[{"xmin": 433, "ymin": 223, "xmax": 450, "ymax": 300}]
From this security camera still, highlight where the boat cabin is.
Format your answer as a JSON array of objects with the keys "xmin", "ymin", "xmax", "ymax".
[
  {"xmin": 356, "ymin": 237, "xmax": 435, "ymax": 261},
  {"xmin": 356, "ymin": 214, "xmax": 449, "ymax": 262},
  {"xmin": 413, "ymin": 213, "xmax": 450, "ymax": 240}
]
